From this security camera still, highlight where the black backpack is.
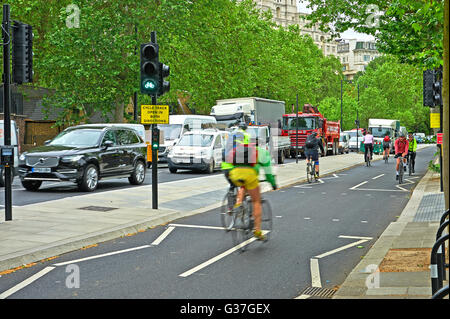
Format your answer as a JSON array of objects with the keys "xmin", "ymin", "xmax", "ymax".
[{"xmin": 305, "ymin": 134, "xmax": 317, "ymax": 149}]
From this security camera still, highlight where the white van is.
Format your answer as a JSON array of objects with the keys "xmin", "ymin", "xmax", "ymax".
[
  {"xmin": 0, "ymin": 120, "xmax": 20, "ymax": 186},
  {"xmin": 167, "ymin": 128, "xmax": 229, "ymax": 173},
  {"xmin": 157, "ymin": 115, "xmax": 217, "ymax": 162}
]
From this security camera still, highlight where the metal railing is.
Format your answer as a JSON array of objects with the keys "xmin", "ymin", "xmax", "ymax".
[{"xmin": 431, "ymin": 209, "xmax": 449, "ymax": 299}]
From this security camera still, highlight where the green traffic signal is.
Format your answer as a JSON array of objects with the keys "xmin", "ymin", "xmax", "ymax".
[{"xmin": 140, "ymin": 42, "xmax": 159, "ymax": 95}]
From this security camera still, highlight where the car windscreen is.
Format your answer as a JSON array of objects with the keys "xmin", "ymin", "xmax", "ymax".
[
  {"xmin": 282, "ymin": 117, "xmax": 316, "ymax": 130},
  {"xmin": 158, "ymin": 124, "xmax": 182, "ymax": 141},
  {"xmin": 372, "ymin": 128, "xmax": 392, "ymax": 138},
  {"xmin": 177, "ymin": 134, "xmax": 214, "ymax": 147},
  {"xmin": 49, "ymin": 129, "xmax": 102, "ymax": 147},
  {"xmin": 347, "ymin": 131, "xmax": 363, "ymax": 138}
]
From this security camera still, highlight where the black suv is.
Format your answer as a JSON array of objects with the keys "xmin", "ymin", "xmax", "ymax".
[{"xmin": 18, "ymin": 124, "xmax": 147, "ymax": 192}]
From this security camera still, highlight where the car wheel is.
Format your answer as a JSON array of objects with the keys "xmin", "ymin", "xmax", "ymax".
[
  {"xmin": 169, "ymin": 166, "xmax": 177, "ymax": 173},
  {"xmin": 207, "ymin": 159, "xmax": 215, "ymax": 174},
  {"xmin": 78, "ymin": 164, "xmax": 99, "ymax": 192},
  {"xmin": 129, "ymin": 160, "xmax": 146, "ymax": 185},
  {"xmin": 21, "ymin": 180, "xmax": 42, "ymax": 191}
]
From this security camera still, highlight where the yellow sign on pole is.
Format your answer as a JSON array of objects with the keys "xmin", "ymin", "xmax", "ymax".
[
  {"xmin": 141, "ymin": 105, "xmax": 169, "ymax": 124},
  {"xmin": 430, "ymin": 113, "xmax": 440, "ymax": 128}
]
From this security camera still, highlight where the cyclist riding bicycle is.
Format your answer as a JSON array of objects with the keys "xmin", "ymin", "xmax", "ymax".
[
  {"xmin": 382, "ymin": 134, "xmax": 391, "ymax": 160},
  {"xmin": 363, "ymin": 130, "xmax": 374, "ymax": 162},
  {"xmin": 394, "ymin": 133, "xmax": 409, "ymax": 180},
  {"xmin": 226, "ymin": 138, "xmax": 277, "ymax": 241},
  {"xmin": 407, "ymin": 133, "xmax": 417, "ymax": 173},
  {"xmin": 304, "ymin": 132, "xmax": 324, "ymax": 178}
]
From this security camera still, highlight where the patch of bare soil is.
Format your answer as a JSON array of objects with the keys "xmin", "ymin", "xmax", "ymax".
[{"xmin": 379, "ymin": 248, "xmax": 432, "ymax": 272}]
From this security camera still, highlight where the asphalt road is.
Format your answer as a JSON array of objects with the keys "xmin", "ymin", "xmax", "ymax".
[{"xmin": 0, "ymin": 146, "xmax": 436, "ymax": 299}]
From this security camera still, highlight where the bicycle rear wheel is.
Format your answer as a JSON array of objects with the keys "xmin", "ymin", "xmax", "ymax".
[
  {"xmin": 221, "ymin": 187, "xmax": 237, "ymax": 231},
  {"xmin": 260, "ymin": 198, "xmax": 273, "ymax": 242},
  {"xmin": 231, "ymin": 199, "xmax": 252, "ymax": 252},
  {"xmin": 306, "ymin": 163, "xmax": 313, "ymax": 183}
]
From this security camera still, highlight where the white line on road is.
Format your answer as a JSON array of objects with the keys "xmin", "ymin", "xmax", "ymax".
[
  {"xmin": 179, "ymin": 231, "xmax": 269, "ymax": 278},
  {"xmin": 310, "ymin": 258, "xmax": 321, "ymax": 288},
  {"xmin": 168, "ymin": 223, "xmax": 226, "ymax": 231},
  {"xmin": 314, "ymin": 239, "xmax": 369, "ymax": 259},
  {"xmin": 294, "ymin": 294, "xmax": 311, "ymax": 299},
  {"xmin": 339, "ymin": 235, "xmax": 373, "ymax": 240},
  {"xmin": 151, "ymin": 226, "xmax": 175, "ymax": 246},
  {"xmin": 372, "ymin": 174, "xmax": 384, "ymax": 180},
  {"xmin": 52, "ymin": 245, "xmax": 150, "ymax": 267},
  {"xmin": 0, "ymin": 266, "xmax": 55, "ymax": 299},
  {"xmin": 350, "ymin": 181, "xmax": 368, "ymax": 190},
  {"xmin": 352, "ymin": 188, "xmax": 407, "ymax": 192}
]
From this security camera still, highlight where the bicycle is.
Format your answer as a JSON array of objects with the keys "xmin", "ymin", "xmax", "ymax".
[
  {"xmin": 383, "ymin": 152, "xmax": 389, "ymax": 164},
  {"xmin": 220, "ymin": 184, "xmax": 239, "ymax": 231},
  {"xmin": 306, "ymin": 156, "xmax": 318, "ymax": 183},
  {"xmin": 230, "ymin": 180, "xmax": 273, "ymax": 252},
  {"xmin": 396, "ymin": 155, "xmax": 406, "ymax": 184}
]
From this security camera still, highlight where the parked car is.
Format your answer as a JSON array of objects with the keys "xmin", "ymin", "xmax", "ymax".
[
  {"xmin": 167, "ymin": 129, "xmax": 229, "ymax": 174},
  {"xmin": 338, "ymin": 132, "xmax": 350, "ymax": 154},
  {"xmin": 18, "ymin": 124, "xmax": 147, "ymax": 192},
  {"xmin": 0, "ymin": 120, "xmax": 19, "ymax": 186}
]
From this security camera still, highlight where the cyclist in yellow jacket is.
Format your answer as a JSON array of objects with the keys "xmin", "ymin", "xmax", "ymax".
[{"xmin": 407, "ymin": 133, "xmax": 417, "ymax": 173}]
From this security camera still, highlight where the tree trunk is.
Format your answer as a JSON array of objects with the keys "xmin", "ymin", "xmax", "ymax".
[
  {"xmin": 114, "ymin": 100, "xmax": 125, "ymax": 123},
  {"xmin": 444, "ymin": 0, "xmax": 449, "ymax": 211}
]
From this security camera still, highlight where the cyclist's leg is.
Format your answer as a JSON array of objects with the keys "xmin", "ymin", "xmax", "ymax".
[
  {"xmin": 370, "ymin": 144, "xmax": 373, "ymax": 159},
  {"xmin": 411, "ymin": 152, "xmax": 416, "ymax": 171},
  {"xmin": 312, "ymin": 151, "xmax": 319, "ymax": 175},
  {"xmin": 247, "ymin": 186, "xmax": 262, "ymax": 232}
]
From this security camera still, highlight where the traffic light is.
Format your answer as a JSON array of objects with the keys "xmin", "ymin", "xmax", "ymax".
[
  {"xmin": 432, "ymin": 77, "xmax": 442, "ymax": 107},
  {"xmin": 140, "ymin": 42, "xmax": 159, "ymax": 95},
  {"xmin": 159, "ymin": 63, "xmax": 170, "ymax": 96},
  {"xmin": 423, "ymin": 69, "xmax": 442, "ymax": 107},
  {"xmin": 12, "ymin": 21, "xmax": 33, "ymax": 84},
  {"xmin": 151, "ymin": 128, "xmax": 160, "ymax": 150}
]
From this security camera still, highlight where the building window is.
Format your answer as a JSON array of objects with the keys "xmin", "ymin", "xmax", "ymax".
[
  {"xmin": 276, "ymin": 7, "xmax": 280, "ymax": 18},
  {"xmin": 363, "ymin": 55, "xmax": 370, "ymax": 62}
]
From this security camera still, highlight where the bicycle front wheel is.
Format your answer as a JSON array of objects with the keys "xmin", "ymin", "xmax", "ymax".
[
  {"xmin": 398, "ymin": 167, "xmax": 403, "ymax": 184},
  {"xmin": 231, "ymin": 200, "xmax": 252, "ymax": 252},
  {"xmin": 260, "ymin": 198, "xmax": 273, "ymax": 242},
  {"xmin": 221, "ymin": 189, "xmax": 236, "ymax": 231}
]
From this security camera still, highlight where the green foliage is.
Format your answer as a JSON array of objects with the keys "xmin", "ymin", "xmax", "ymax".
[
  {"xmin": 305, "ymin": 0, "xmax": 444, "ymax": 68},
  {"xmin": 7, "ymin": 0, "xmax": 342, "ymax": 124}
]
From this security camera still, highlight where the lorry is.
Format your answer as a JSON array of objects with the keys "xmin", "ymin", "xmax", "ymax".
[
  {"xmin": 245, "ymin": 125, "xmax": 291, "ymax": 164},
  {"xmin": 281, "ymin": 104, "xmax": 340, "ymax": 157},
  {"xmin": 365, "ymin": 119, "xmax": 400, "ymax": 154},
  {"xmin": 210, "ymin": 97, "xmax": 285, "ymax": 129}
]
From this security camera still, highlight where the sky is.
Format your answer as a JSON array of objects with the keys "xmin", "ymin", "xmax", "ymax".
[{"xmin": 297, "ymin": 0, "xmax": 375, "ymax": 41}]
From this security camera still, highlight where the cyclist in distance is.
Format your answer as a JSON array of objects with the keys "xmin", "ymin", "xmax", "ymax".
[
  {"xmin": 407, "ymin": 133, "xmax": 417, "ymax": 173},
  {"xmin": 363, "ymin": 129, "xmax": 374, "ymax": 162},
  {"xmin": 394, "ymin": 132, "xmax": 409, "ymax": 180},
  {"xmin": 304, "ymin": 131, "xmax": 324, "ymax": 178},
  {"xmin": 226, "ymin": 135, "xmax": 278, "ymax": 241},
  {"xmin": 382, "ymin": 134, "xmax": 391, "ymax": 160}
]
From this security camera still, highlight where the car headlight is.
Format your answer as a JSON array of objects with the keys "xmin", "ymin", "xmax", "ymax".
[
  {"xmin": 19, "ymin": 153, "xmax": 27, "ymax": 161},
  {"xmin": 61, "ymin": 155, "xmax": 84, "ymax": 162}
]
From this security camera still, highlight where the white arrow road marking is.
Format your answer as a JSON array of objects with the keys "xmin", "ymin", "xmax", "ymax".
[
  {"xmin": 308, "ymin": 235, "xmax": 373, "ymax": 288},
  {"xmin": 0, "ymin": 266, "xmax": 55, "ymax": 299},
  {"xmin": 151, "ymin": 226, "xmax": 175, "ymax": 245}
]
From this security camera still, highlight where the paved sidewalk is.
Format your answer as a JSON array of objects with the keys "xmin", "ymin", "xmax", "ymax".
[
  {"xmin": 0, "ymin": 145, "xmax": 446, "ymax": 300},
  {"xmin": 333, "ymin": 165, "xmax": 448, "ymax": 299}
]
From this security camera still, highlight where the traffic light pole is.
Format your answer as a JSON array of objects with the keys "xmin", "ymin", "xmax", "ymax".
[
  {"xmin": 2, "ymin": 4, "xmax": 13, "ymax": 221},
  {"xmin": 150, "ymin": 31, "xmax": 158, "ymax": 210}
]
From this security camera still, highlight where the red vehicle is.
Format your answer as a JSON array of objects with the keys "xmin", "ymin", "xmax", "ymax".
[{"xmin": 281, "ymin": 104, "xmax": 340, "ymax": 157}]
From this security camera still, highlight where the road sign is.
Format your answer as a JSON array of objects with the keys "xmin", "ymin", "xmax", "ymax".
[
  {"xmin": 436, "ymin": 133, "xmax": 443, "ymax": 145},
  {"xmin": 430, "ymin": 113, "xmax": 440, "ymax": 128},
  {"xmin": 140, "ymin": 104, "xmax": 169, "ymax": 124}
]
